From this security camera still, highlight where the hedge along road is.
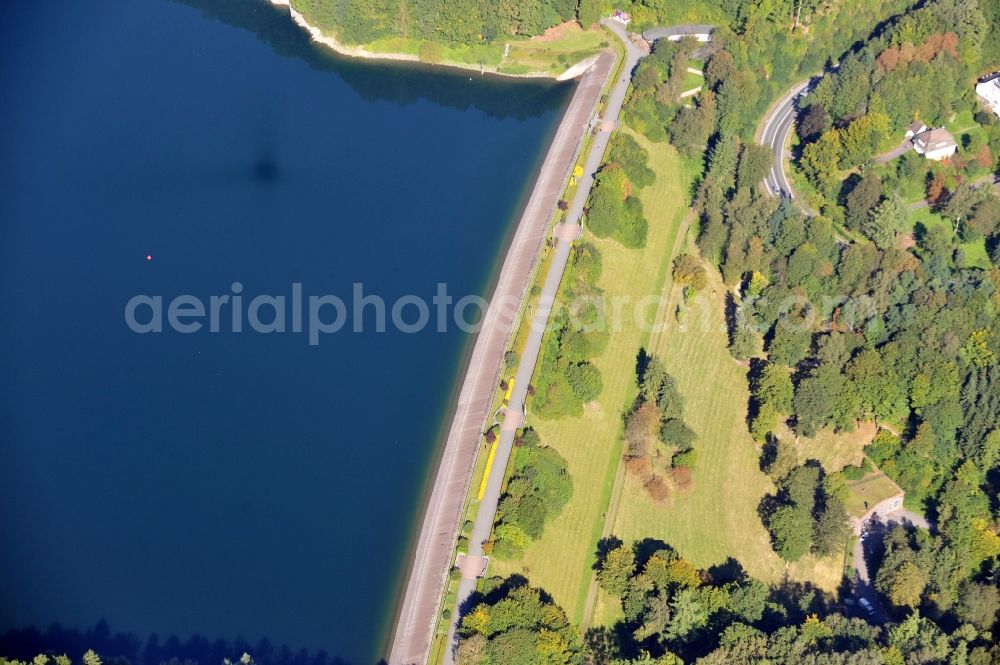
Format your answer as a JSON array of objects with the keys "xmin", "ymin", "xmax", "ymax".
[{"xmin": 385, "ymin": 44, "xmax": 616, "ymax": 665}]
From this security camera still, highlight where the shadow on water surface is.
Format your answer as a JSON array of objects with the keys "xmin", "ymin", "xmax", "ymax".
[
  {"xmin": 169, "ymin": 0, "xmax": 573, "ymax": 120},
  {"xmin": 0, "ymin": 622, "xmax": 357, "ymax": 665}
]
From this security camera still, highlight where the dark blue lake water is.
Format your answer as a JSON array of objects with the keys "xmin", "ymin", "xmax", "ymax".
[{"xmin": 0, "ymin": 2, "xmax": 572, "ymax": 663}]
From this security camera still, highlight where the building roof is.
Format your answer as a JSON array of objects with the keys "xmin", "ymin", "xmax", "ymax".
[
  {"xmin": 906, "ymin": 120, "xmax": 927, "ymax": 134},
  {"xmin": 642, "ymin": 25, "xmax": 716, "ymax": 42},
  {"xmin": 977, "ymin": 74, "xmax": 1000, "ymax": 101},
  {"xmin": 913, "ymin": 127, "xmax": 957, "ymax": 153}
]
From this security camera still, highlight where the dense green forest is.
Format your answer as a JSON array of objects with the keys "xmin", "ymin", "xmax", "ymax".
[
  {"xmin": 456, "ymin": 578, "xmax": 583, "ymax": 663},
  {"xmin": 797, "ymin": 0, "xmax": 1000, "ymax": 207},
  {"xmin": 622, "ymin": 0, "xmax": 916, "ymax": 142},
  {"xmin": 459, "ymin": 542, "xmax": 998, "ymax": 663},
  {"xmin": 287, "ymin": 0, "xmax": 915, "ymax": 97},
  {"xmin": 668, "ymin": 0, "xmax": 1000, "ymax": 648},
  {"xmin": 289, "ymin": 0, "xmax": 579, "ymax": 45},
  {"xmin": 694, "ymin": 0, "xmax": 1000, "ymax": 517}
]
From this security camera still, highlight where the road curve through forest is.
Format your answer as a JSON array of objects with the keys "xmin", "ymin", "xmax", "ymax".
[
  {"xmin": 759, "ymin": 69, "xmax": 851, "ymax": 209},
  {"xmin": 386, "ymin": 44, "xmax": 616, "ymax": 665},
  {"xmin": 758, "ymin": 79, "xmax": 813, "ymax": 200}
]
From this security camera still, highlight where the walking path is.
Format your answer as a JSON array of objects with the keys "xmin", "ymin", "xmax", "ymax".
[
  {"xmin": 875, "ymin": 138, "xmax": 913, "ymax": 163},
  {"xmin": 436, "ymin": 18, "xmax": 645, "ymax": 665},
  {"xmin": 386, "ymin": 44, "xmax": 616, "ymax": 665}
]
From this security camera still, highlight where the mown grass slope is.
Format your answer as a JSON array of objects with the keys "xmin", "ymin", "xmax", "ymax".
[
  {"xmin": 490, "ymin": 133, "xmax": 693, "ymax": 623},
  {"xmin": 606, "ymin": 264, "xmax": 844, "ymax": 608}
]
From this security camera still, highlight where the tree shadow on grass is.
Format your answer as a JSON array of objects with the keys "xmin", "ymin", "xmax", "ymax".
[
  {"xmin": 593, "ymin": 535, "xmax": 624, "ymax": 571},
  {"xmin": 632, "ymin": 538, "xmax": 675, "ymax": 568},
  {"xmin": 705, "ymin": 556, "xmax": 748, "ymax": 585},
  {"xmin": 765, "ymin": 576, "xmax": 836, "ymax": 628}
]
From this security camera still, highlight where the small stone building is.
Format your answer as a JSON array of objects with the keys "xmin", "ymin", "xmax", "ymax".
[
  {"xmin": 904, "ymin": 120, "xmax": 927, "ymax": 138},
  {"xmin": 851, "ymin": 491, "xmax": 905, "ymax": 533}
]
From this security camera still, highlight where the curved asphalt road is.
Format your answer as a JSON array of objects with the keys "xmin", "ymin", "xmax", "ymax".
[{"xmin": 759, "ymin": 79, "xmax": 813, "ymax": 199}]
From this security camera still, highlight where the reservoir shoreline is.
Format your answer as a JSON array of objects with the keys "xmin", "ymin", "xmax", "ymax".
[
  {"xmin": 375, "ymin": 95, "xmax": 570, "ymax": 660},
  {"xmin": 265, "ymin": 0, "xmax": 597, "ymax": 81}
]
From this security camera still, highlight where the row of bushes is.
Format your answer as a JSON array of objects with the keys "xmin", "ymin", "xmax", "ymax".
[
  {"xmin": 530, "ymin": 243, "xmax": 608, "ymax": 418},
  {"xmin": 623, "ymin": 352, "xmax": 698, "ymax": 501},
  {"xmin": 492, "ymin": 428, "xmax": 572, "ymax": 559},
  {"xmin": 585, "ymin": 133, "xmax": 656, "ymax": 248}
]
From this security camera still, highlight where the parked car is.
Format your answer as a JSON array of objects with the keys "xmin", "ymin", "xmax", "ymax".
[{"xmin": 858, "ymin": 597, "xmax": 876, "ymax": 617}]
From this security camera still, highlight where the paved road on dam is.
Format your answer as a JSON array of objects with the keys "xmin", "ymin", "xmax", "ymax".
[
  {"xmin": 438, "ymin": 18, "xmax": 643, "ymax": 665},
  {"xmin": 392, "ymin": 17, "xmax": 717, "ymax": 664},
  {"xmin": 386, "ymin": 47, "xmax": 615, "ymax": 665}
]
